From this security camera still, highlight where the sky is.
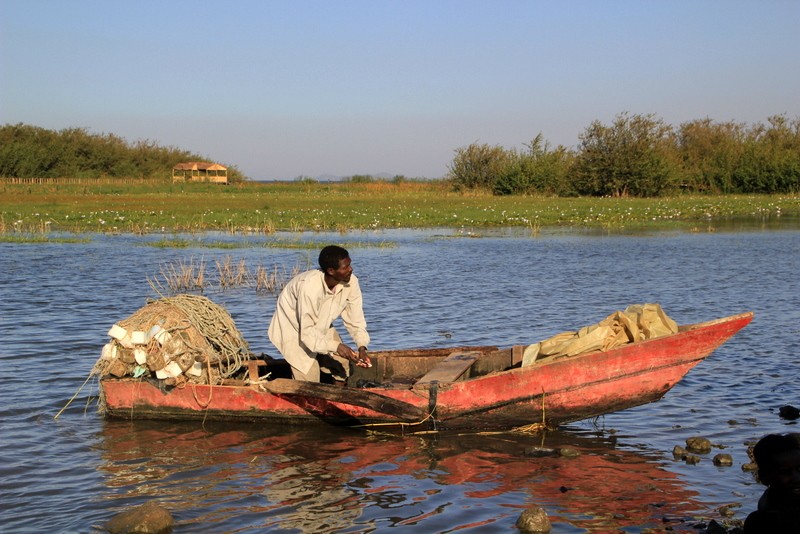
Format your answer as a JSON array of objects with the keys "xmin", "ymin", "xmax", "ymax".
[{"xmin": 2, "ymin": 1, "xmax": 799, "ymax": 181}]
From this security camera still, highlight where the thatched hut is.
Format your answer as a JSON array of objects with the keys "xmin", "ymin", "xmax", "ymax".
[{"xmin": 172, "ymin": 162, "xmax": 228, "ymax": 184}]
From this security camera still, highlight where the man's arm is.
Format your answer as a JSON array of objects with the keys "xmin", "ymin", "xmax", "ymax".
[{"xmin": 340, "ymin": 278, "xmax": 370, "ymax": 350}]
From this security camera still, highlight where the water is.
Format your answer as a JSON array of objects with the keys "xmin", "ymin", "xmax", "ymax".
[{"xmin": 1, "ymin": 228, "xmax": 798, "ymax": 533}]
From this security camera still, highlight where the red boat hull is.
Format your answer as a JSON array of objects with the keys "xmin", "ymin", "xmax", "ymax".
[{"xmin": 100, "ymin": 312, "xmax": 753, "ymax": 430}]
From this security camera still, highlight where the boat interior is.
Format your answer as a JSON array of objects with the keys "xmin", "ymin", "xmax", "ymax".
[{"xmin": 248, "ymin": 345, "xmax": 520, "ymax": 389}]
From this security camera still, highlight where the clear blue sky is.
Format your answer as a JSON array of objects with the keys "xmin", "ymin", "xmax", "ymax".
[{"xmin": 2, "ymin": 1, "xmax": 798, "ymax": 181}]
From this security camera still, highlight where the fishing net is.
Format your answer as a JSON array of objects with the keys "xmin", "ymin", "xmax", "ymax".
[{"xmin": 93, "ymin": 294, "xmax": 251, "ymax": 386}]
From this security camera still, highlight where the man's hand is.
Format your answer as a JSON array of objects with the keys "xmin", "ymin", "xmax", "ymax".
[
  {"xmin": 356, "ymin": 346, "xmax": 371, "ymax": 368},
  {"xmin": 336, "ymin": 343, "xmax": 357, "ymax": 360},
  {"xmin": 336, "ymin": 343, "xmax": 371, "ymax": 368}
]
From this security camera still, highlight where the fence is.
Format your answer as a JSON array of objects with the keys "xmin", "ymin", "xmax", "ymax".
[{"xmin": 0, "ymin": 177, "xmax": 169, "ymax": 185}]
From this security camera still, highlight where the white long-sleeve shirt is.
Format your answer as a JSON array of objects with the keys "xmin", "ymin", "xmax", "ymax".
[{"xmin": 268, "ymin": 269, "xmax": 370, "ymax": 375}]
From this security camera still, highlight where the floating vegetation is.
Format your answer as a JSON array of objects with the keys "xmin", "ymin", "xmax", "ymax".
[
  {"xmin": 141, "ymin": 238, "xmax": 396, "ymax": 250},
  {"xmin": 0, "ymin": 234, "xmax": 91, "ymax": 244}
]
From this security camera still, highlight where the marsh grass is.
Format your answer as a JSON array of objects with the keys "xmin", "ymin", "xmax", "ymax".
[
  {"xmin": 148, "ymin": 257, "xmax": 207, "ymax": 295},
  {"xmin": 150, "ymin": 255, "xmax": 306, "ymax": 295},
  {"xmin": 254, "ymin": 263, "xmax": 303, "ymax": 294},
  {"xmin": 215, "ymin": 256, "xmax": 250, "ymax": 288},
  {"xmin": 148, "ymin": 238, "xmax": 249, "ymax": 249},
  {"xmin": 0, "ymin": 213, "xmax": 90, "ymax": 243},
  {"xmin": 141, "ymin": 238, "xmax": 396, "ymax": 250},
  {"xmin": 0, "ymin": 234, "xmax": 91, "ymax": 244},
  {"xmin": 1, "ymin": 180, "xmax": 798, "ymax": 236}
]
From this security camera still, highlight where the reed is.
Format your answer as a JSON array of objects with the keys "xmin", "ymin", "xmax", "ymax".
[
  {"xmin": 215, "ymin": 256, "xmax": 250, "ymax": 288},
  {"xmin": 150, "ymin": 256, "xmax": 306, "ymax": 295},
  {"xmin": 254, "ymin": 263, "xmax": 301, "ymax": 294},
  {"xmin": 148, "ymin": 257, "xmax": 207, "ymax": 294}
]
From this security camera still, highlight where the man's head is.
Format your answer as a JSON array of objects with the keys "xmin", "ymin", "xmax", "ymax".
[
  {"xmin": 319, "ymin": 245, "xmax": 352, "ymax": 284},
  {"xmin": 754, "ymin": 433, "xmax": 800, "ymax": 499}
]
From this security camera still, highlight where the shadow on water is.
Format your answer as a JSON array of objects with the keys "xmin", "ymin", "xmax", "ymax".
[{"xmin": 93, "ymin": 419, "xmax": 707, "ymax": 533}]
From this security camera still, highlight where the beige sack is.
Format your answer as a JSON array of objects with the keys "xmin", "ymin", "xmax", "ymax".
[{"xmin": 522, "ymin": 303, "xmax": 678, "ymax": 367}]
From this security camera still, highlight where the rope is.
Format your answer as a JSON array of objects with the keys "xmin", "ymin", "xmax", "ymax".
[
  {"xmin": 353, "ymin": 408, "xmax": 437, "ymax": 430},
  {"xmin": 159, "ymin": 294, "xmax": 249, "ymax": 380},
  {"xmin": 54, "ymin": 373, "xmax": 95, "ymax": 420}
]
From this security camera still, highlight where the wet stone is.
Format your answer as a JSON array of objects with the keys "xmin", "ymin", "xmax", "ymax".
[
  {"xmin": 558, "ymin": 447, "xmax": 580, "ymax": 458},
  {"xmin": 672, "ymin": 445, "xmax": 687, "ymax": 458},
  {"xmin": 741, "ymin": 462, "xmax": 758, "ymax": 472},
  {"xmin": 684, "ymin": 454, "xmax": 702, "ymax": 465},
  {"xmin": 516, "ymin": 505, "xmax": 551, "ymax": 533},
  {"xmin": 718, "ymin": 503, "xmax": 740, "ymax": 517},
  {"xmin": 105, "ymin": 501, "xmax": 173, "ymax": 534},
  {"xmin": 686, "ymin": 436, "xmax": 712, "ymax": 453},
  {"xmin": 713, "ymin": 454, "xmax": 734, "ymax": 467}
]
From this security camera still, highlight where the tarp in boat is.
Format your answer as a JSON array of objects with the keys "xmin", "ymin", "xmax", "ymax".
[{"xmin": 522, "ymin": 303, "xmax": 678, "ymax": 366}]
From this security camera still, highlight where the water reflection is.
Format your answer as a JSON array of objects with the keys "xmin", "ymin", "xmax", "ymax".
[{"xmin": 96, "ymin": 420, "xmax": 705, "ymax": 532}]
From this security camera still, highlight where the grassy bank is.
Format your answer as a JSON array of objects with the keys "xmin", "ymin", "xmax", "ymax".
[{"xmin": 1, "ymin": 179, "xmax": 798, "ymax": 236}]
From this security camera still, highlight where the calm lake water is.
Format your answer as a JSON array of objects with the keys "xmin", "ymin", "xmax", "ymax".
[{"xmin": 1, "ymin": 226, "xmax": 798, "ymax": 533}]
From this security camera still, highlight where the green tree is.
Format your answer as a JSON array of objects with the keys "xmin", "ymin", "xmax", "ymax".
[
  {"xmin": 493, "ymin": 134, "xmax": 574, "ymax": 195},
  {"xmin": 447, "ymin": 142, "xmax": 513, "ymax": 191},
  {"xmin": 572, "ymin": 113, "xmax": 674, "ymax": 197},
  {"xmin": 674, "ymin": 118, "xmax": 746, "ymax": 193}
]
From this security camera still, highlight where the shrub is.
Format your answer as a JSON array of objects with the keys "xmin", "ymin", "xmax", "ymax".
[
  {"xmin": 572, "ymin": 113, "xmax": 674, "ymax": 197},
  {"xmin": 447, "ymin": 142, "xmax": 513, "ymax": 191}
]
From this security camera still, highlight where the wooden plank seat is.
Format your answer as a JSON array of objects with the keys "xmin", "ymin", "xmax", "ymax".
[{"xmin": 413, "ymin": 351, "xmax": 481, "ymax": 388}]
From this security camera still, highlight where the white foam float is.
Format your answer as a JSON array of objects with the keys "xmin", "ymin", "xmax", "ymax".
[
  {"xmin": 186, "ymin": 361, "xmax": 203, "ymax": 377},
  {"xmin": 164, "ymin": 361, "xmax": 183, "ymax": 377},
  {"xmin": 101, "ymin": 343, "xmax": 117, "ymax": 360},
  {"xmin": 148, "ymin": 325, "xmax": 162, "ymax": 341},
  {"xmin": 130, "ymin": 331, "xmax": 147, "ymax": 345},
  {"xmin": 107, "ymin": 324, "xmax": 127, "ymax": 340},
  {"xmin": 118, "ymin": 334, "xmax": 134, "ymax": 349},
  {"xmin": 133, "ymin": 348, "xmax": 147, "ymax": 365}
]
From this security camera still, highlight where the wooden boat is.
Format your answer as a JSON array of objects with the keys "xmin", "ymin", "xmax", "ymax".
[{"xmin": 99, "ymin": 312, "xmax": 753, "ymax": 431}]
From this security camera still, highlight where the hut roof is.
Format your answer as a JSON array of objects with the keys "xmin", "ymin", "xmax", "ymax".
[{"xmin": 173, "ymin": 162, "xmax": 227, "ymax": 171}]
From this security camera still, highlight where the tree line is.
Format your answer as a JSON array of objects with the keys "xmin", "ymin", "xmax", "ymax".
[
  {"xmin": 448, "ymin": 113, "xmax": 800, "ymax": 196},
  {"xmin": 0, "ymin": 123, "xmax": 246, "ymax": 182}
]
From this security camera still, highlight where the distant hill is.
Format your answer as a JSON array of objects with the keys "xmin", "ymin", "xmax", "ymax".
[{"xmin": 312, "ymin": 172, "xmax": 397, "ymax": 182}]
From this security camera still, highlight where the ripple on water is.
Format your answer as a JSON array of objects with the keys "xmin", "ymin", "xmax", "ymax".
[{"xmin": 1, "ymin": 230, "xmax": 799, "ymax": 531}]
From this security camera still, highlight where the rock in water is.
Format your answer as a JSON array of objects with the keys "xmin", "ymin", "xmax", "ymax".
[
  {"xmin": 516, "ymin": 505, "xmax": 551, "ymax": 533},
  {"xmin": 713, "ymin": 453, "xmax": 733, "ymax": 467},
  {"xmin": 105, "ymin": 501, "xmax": 174, "ymax": 534},
  {"xmin": 686, "ymin": 436, "xmax": 712, "ymax": 453}
]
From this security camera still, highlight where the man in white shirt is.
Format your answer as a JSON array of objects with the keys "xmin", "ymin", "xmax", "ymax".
[{"xmin": 268, "ymin": 245, "xmax": 371, "ymax": 383}]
